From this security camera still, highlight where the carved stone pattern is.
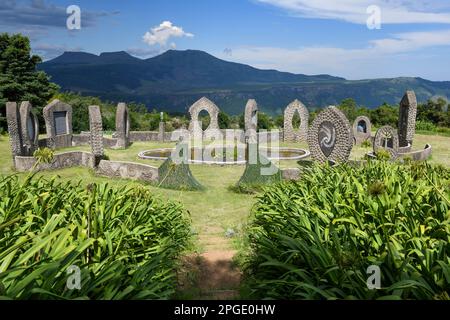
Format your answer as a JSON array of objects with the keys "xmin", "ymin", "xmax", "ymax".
[
  {"xmin": 88, "ymin": 105, "xmax": 104, "ymax": 158},
  {"xmin": 6, "ymin": 102, "xmax": 23, "ymax": 159},
  {"xmin": 307, "ymin": 106, "xmax": 353, "ymax": 163},
  {"xmin": 373, "ymin": 125, "xmax": 399, "ymax": 160},
  {"xmin": 398, "ymin": 91, "xmax": 417, "ymax": 147}
]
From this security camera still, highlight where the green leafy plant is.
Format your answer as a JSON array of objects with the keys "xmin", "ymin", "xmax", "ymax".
[
  {"xmin": 361, "ymin": 139, "xmax": 372, "ymax": 148},
  {"xmin": 241, "ymin": 161, "xmax": 450, "ymax": 300},
  {"xmin": 376, "ymin": 149, "xmax": 391, "ymax": 161},
  {"xmin": 0, "ymin": 176, "xmax": 191, "ymax": 299}
]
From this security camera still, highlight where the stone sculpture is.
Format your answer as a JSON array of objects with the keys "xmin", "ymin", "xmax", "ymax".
[
  {"xmin": 398, "ymin": 91, "xmax": 418, "ymax": 148},
  {"xmin": 115, "ymin": 102, "xmax": 130, "ymax": 148},
  {"xmin": 307, "ymin": 106, "xmax": 353, "ymax": 163},
  {"xmin": 284, "ymin": 99, "xmax": 309, "ymax": 142}
]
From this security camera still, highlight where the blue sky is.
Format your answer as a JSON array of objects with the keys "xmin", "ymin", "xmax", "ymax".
[{"xmin": 2, "ymin": 0, "xmax": 450, "ymax": 80}]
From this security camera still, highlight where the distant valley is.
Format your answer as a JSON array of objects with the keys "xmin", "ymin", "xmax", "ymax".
[{"xmin": 39, "ymin": 49, "xmax": 450, "ymax": 115}]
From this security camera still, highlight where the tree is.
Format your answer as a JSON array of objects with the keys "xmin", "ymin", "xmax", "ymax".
[
  {"xmin": 369, "ymin": 103, "xmax": 398, "ymax": 127},
  {"xmin": 257, "ymin": 112, "xmax": 272, "ymax": 130},
  {"xmin": 338, "ymin": 98, "xmax": 358, "ymax": 122},
  {"xmin": 0, "ymin": 33, "xmax": 59, "ymax": 131},
  {"xmin": 218, "ymin": 110, "xmax": 231, "ymax": 129}
]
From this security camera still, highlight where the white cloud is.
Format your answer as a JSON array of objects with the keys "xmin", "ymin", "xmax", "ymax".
[
  {"xmin": 256, "ymin": 0, "xmax": 450, "ymax": 24},
  {"xmin": 216, "ymin": 29, "xmax": 450, "ymax": 80},
  {"xmin": 143, "ymin": 21, "xmax": 194, "ymax": 47}
]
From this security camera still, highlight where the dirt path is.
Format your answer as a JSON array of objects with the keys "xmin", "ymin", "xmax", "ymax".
[
  {"xmin": 177, "ymin": 228, "xmax": 242, "ymax": 300},
  {"xmin": 177, "ymin": 250, "xmax": 241, "ymax": 300}
]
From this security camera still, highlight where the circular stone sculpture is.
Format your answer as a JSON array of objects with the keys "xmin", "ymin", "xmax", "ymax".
[
  {"xmin": 284, "ymin": 99, "xmax": 309, "ymax": 142},
  {"xmin": 373, "ymin": 125, "xmax": 399, "ymax": 160},
  {"xmin": 353, "ymin": 116, "xmax": 372, "ymax": 144},
  {"xmin": 307, "ymin": 106, "xmax": 353, "ymax": 164}
]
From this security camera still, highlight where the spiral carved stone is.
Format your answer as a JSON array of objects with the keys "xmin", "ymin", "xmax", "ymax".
[
  {"xmin": 307, "ymin": 106, "xmax": 353, "ymax": 164},
  {"xmin": 284, "ymin": 99, "xmax": 309, "ymax": 142},
  {"xmin": 373, "ymin": 125, "xmax": 399, "ymax": 160}
]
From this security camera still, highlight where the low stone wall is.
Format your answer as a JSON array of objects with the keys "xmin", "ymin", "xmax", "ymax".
[
  {"xmin": 97, "ymin": 160, "xmax": 159, "ymax": 182},
  {"xmin": 51, "ymin": 134, "xmax": 72, "ymax": 149},
  {"xmin": 104, "ymin": 137, "xmax": 118, "ymax": 148},
  {"xmin": 281, "ymin": 168, "xmax": 301, "ymax": 181},
  {"xmin": 38, "ymin": 135, "xmax": 72, "ymax": 149},
  {"xmin": 72, "ymin": 134, "xmax": 90, "ymax": 146},
  {"xmin": 399, "ymin": 144, "xmax": 432, "ymax": 161},
  {"xmin": 15, "ymin": 151, "xmax": 95, "ymax": 172},
  {"xmin": 130, "ymin": 131, "xmax": 159, "ymax": 142},
  {"xmin": 399, "ymin": 145, "xmax": 412, "ymax": 153}
]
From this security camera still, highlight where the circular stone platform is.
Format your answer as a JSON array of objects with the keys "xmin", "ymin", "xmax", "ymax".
[{"xmin": 138, "ymin": 146, "xmax": 310, "ymax": 165}]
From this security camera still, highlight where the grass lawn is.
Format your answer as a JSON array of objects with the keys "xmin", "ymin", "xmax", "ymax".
[{"xmin": 0, "ymin": 133, "xmax": 449, "ymax": 253}]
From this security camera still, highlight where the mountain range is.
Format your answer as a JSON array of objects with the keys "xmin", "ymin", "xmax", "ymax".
[{"xmin": 39, "ymin": 49, "xmax": 450, "ymax": 115}]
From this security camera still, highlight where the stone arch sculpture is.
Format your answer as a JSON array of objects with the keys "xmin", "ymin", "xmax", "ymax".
[
  {"xmin": 398, "ymin": 90, "xmax": 417, "ymax": 148},
  {"xmin": 115, "ymin": 102, "xmax": 130, "ymax": 148},
  {"xmin": 188, "ymin": 97, "xmax": 220, "ymax": 135},
  {"xmin": 284, "ymin": 99, "xmax": 309, "ymax": 142},
  {"xmin": 244, "ymin": 99, "xmax": 258, "ymax": 142},
  {"xmin": 353, "ymin": 116, "xmax": 372, "ymax": 144},
  {"xmin": 20, "ymin": 101, "xmax": 39, "ymax": 156},
  {"xmin": 43, "ymin": 99, "xmax": 73, "ymax": 149},
  {"xmin": 373, "ymin": 125, "xmax": 399, "ymax": 160},
  {"xmin": 307, "ymin": 106, "xmax": 353, "ymax": 164}
]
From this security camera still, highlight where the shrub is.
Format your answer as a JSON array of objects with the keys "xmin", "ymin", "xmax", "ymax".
[
  {"xmin": 416, "ymin": 120, "xmax": 437, "ymax": 132},
  {"xmin": 242, "ymin": 161, "xmax": 450, "ymax": 299},
  {"xmin": 376, "ymin": 149, "xmax": 392, "ymax": 161},
  {"xmin": 0, "ymin": 176, "xmax": 191, "ymax": 299},
  {"xmin": 361, "ymin": 140, "xmax": 372, "ymax": 148}
]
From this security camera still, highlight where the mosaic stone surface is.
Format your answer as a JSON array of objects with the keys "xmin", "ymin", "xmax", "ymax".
[
  {"xmin": 307, "ymin": 106, "xmax": 353, "ymax": 163},
  {"xmin": 284, "ymin": 99, "xmax": 309, "ymax": 142}
]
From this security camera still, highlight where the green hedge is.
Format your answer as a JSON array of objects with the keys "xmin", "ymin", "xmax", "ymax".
[
  {"xmin": 0, "ymin": 175, "xmax": 191, "ymax": 299},
  {"xmin": 242, "ymin": 161, "xmax": 450, "ymax": 300}
]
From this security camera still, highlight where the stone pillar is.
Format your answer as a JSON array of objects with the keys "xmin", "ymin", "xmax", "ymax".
[
  {"xmin": 89, "ymin": 105, "xmax": 104, "ymax": 165},
  {"xmin": 158, "ymin": 121, "xmax": 165, "ymax": 142},
  {"xmin": 6, "ymin": 102, "xmax": 23, "ymax": 166},
  {"xmin": 115, "ymin": 102, "xmax": 130, "ymax": 148},
  {"xmin": 244, "ymin": 99, "xmax": 258, "ymax": 143},
  {"xmin": 398, "ymin": 91, "xmax": 417, "ymax": 148}
]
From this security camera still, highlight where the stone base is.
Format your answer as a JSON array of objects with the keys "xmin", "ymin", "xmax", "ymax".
[
  {"xmin": 97, "ymin": 160, "xmax": 159, "ymax": 182},
  {"xmin": 14, "ymin": 151, "xmax": 95, "ymax": 172}
]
